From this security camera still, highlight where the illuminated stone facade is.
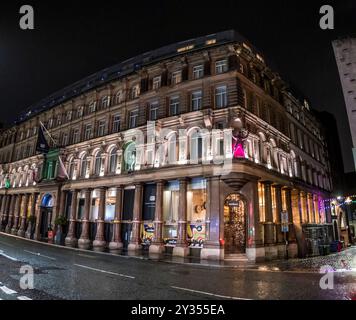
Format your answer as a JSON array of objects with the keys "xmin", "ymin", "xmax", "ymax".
[{"xmin": 0, "ymin": 30, "xmax": 333, "ymax": 261}]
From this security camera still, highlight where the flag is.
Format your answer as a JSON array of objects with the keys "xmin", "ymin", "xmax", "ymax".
[
  {"xmin": 56, "ymin": 156, "xmax": 69, "ymax": 181},
  {"xmin": 36, "ymin": 124, "xmax": 50, "ymax": 153}
]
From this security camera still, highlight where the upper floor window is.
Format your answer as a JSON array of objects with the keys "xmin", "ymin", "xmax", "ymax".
[
  {"xmin": 80, "ymin": 155, "xmax": 88, "ymax": 178},
  {"xmin": 84, "ymin": 124, "xmax": 92, "ymax": 140},
  {"xmin": 215, "ymin": 59, "xmax": 228, "ymax": 74},
  {"xmin": 129, "ymin": 109, "xmax": 139, "ymax": 129},
  {"xmin": 97, "ymin": 120, "xmax": 106, "ymax": 137},
  {"xmin": 101, "ymin": 96, "xmax": 110, "ymax": 108},
  {"xmin": 19, "ymin": 131, "xmax": 24, "ymax": 141},
  {"xmin": 72, "ymin": 129, "xmax": 80, "ymax": 144},
  {"xmin": 94, "ymin": 152, "xmax": 102, "ymax": 176},
  {"xmin": 109, "ymin": 148, "xmax": 118, "ymax": 174},
  {"xmin": 153, "ymin": 76, "xmax": 162, "ymax": 90},
  {"xmin": 61, "ymin": 133, "xmax": 68, "ymax": 146},
  {"xmin": 149, "ymin": 102, "xmax": 159, "ymax": 121},
  {"xmin": 26, "ymin": 129, "xmax": 31, "ymax": 138},
  {"xmin": 193, "ymin": 65, "xmax": 204, "ymax": 79},
  {"xmin": 169, "ymin": 96, "xmax": 180, "ymax": 116},
  {"xmin": 66, "ymin": 110, "xmax": 72, "ymax": 121},
  {"xmin": 48, "ymin": 119, "xmax": 53, "ymax": 129},
  {"xmin": 88, "ymin": 101, "xmax": 96, "ymax": 113},
  {"xmin": 77, "ymin": 106, "xmax": 84, "ymax": 118},
  {"xmin": 131, "ymin": 85, "xmax": 140, "ymax": 99},
  {"xmin": 215, "ymin": 86, "xmax": 228, "ymax": 108},
  {"xmin": 115, "ymin": 90, "xmax": 124, "ymax": 104},
  {"xmin": 56, "ymin": 115, "xmax": 62, "ymax": 126},
  {"xmin": 112, "ymin": 114, "xmax": 121, "ymax": 133},
  {"xmin": 172, "ymin": 71, "xmax": 182, "ymax": 85},
  {"xmin": 191, "ymin": 90, "xmax": 203, "ymax": 111}
]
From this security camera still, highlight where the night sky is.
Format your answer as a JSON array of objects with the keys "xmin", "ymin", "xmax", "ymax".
[{"xmin": 0, "ymin": 0, "xmax": 355, "ymax": 172}]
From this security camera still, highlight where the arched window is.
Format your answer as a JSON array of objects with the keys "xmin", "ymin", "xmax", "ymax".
[
  {"xmin": 80, "ymin": 154, "xmax": 88, "ymax": 178},
  {"xmin": 189, "ymin": 129, "xmax": 203, "ymax": 163},
  {"xmin": 94, "ymin": 152, "xmax": 102, "ymax": 176},
  {"xmin": 68, "ymin": 158, "xmax": 75, "ymax": 179},
  {"xmin": 123, "ymin": 142, "xmax": 136, "ymax": 172},
  {"xmin": 109, "ymin": 148, "xmax": 118, "ymax": 174}
]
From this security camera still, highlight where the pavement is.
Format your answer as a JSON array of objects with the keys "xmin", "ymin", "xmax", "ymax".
[{"xmin": 0, "ymin": 232, "xmax": 355, "ymax": 300}]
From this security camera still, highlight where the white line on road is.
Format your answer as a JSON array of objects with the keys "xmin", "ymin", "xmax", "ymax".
[
  {"xmin": 17, "ymin": 296, "xmax": 32, "ymax": 300},
  {"xmin": 171, "ymin": 286, "xmax": 252, "ymax": 300},
  {"xmin": 0, "ymin": 250, "xmax": 18, "ymax": 262},
  {"xmin": 0, "ymin": 285, "xmax": 17, "ymax": 295},
  {"xmin": 74, "ymin": 264, "xmax": 135, "ymax": 279},
  {"xmin": 24, "ymin": 250, "xmax": 56, "ymax": 261}
]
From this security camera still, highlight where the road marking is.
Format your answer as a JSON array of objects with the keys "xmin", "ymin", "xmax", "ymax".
[
  {"xmin": 0, "ymin": 285, "xmax": 17, "ymax": 295},
  {"xmin": 171, "ymin": 286, "xmax": 252, "ymax": 300},
  {"xmin": 74, "ymin": 264, "xmax": 135, "ymax": 279},
  {"xmin": 17, "ymin": 296, "xmax": 32, "ymax": 300},
  {"xmin": 77, "ymin": 254, "xmax": 96, "ymax": 259},
  {"xmin": 0, "ymin": 250, "xmax": 18, "ymax": 261},
  {"xmin": 24, "ymin": 250, "xmax": 56, "ymax": 261}
]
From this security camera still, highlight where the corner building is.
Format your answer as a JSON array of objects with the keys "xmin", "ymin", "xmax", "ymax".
[{"xmin": 0, "ymin": 31, "xmax": 333, "ymax": 261}]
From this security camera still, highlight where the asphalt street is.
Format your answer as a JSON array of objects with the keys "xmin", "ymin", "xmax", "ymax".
[{"xmin": 0, "ymin": 233, "xmax": 354, "ymax": 300}]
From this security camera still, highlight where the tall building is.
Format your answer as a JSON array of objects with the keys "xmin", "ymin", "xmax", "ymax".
[
  {"xmin": 332, "ymin": 37, "xmax": 356, "ymax": 171},
  {"xmin": 0, "ymin": 30, "xmax": 333, "ymax": 261}
]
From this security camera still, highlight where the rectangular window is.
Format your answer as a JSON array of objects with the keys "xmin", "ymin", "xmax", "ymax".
[
  {"xmin": 88, "ymin": 102, "xmax": 96, "ymax": 113},
  {"xmin": 191, "ymin": 90, "xmax": 202, "ymax": 111},
  {"xmin": 97, "ymin": 120, "xmax": 106, "ymax": 137},
  {"xmin": 215, "ymin": 86, "xmax": 228, "ymax": 108},
  {"xmin": 172, "ymin": 71, "xmax": 182, "ymax": 85},
  {"xmin": 61, "ymin": 133, "xmax": 68, "ymax": 146},
  {"xmin": 131, "ymin": 85, "xmax": 140, "ymax": 99},
  {"xmin": 215, "ymin": 59, "xmax": 228, "ymax": 74},
  {"xmin": 258, "ymin": 182, "xmax": 265, "ymax": 222},
  {"xmin": 149, "ymin": 102, "xmax": 159, "ymax": 121},
  {"xmin": 72, "ymin": 129, "xmax": 80, "ymax": 144},
  {"xmin": 112, "ymin": 115, "xmax": 121, "ymax": 133},
  {"xmin": 84, "ymin": 124, "xmax": 92, "ymax": 140},
  {"xmin": 193, "ymin": 65, "xmax": 204, "ymax": 79},
  {"xmin": 66, "ymin": 111, "xmax": 72, "ymax": 121},
  {"xmin": 153, "ymin": 76, "xmax": 161, "ymax": 90},
  {"xmin": 77, "ymin": 106, "xmax": 83, "ymax": 118},
  {"xmin": 56, "ymin": 115, "xmax": 62, "ymax": 126},
  {"xmin": 169, "ymin": 96, "xmax": 180, "ymax": 116},
  {"xmin": 129, "ymin": 110, "xmax": 139, "ymax": 129}
]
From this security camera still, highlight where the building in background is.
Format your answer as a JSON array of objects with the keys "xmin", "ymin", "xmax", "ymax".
[
  {"xmin": 0, "ymin": 30, "xmax": 334, "ymax": 261},
  {"xmin": 332, "ymin": 37, "xmax": 356, "ymax": 172}
]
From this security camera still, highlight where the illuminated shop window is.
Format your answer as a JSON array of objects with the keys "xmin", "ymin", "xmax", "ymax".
[
  {"xmin": 258, "ymin": 182, "xmax": 265, "ymax": 222},
  {"xmin": 271, "ymin": 187, "xmax": 277, "ymax": 223},
  {"xmin": 90, "ymin": 190, "xmax": 99, "ymax": 221},
  {"xmin": 105, "ymin": 188, "xmax": 116, "ymax": 222},
  {"xmin": 163, "ymin": 181, "xmax": 179, "ymax": 243},
  {"xmin": 282, "ymin": 189, "xmax": 287, "ymax": 211}
]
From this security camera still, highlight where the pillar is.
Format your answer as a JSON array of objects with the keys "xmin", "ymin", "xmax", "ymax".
[
  {"xmin": 173, "ymin": 178, "xmax": 189, "ymax": 257},
  {"xmin": 65, "ymin": 189, "xmax": 78, "ymax": 247},
  {"xmin": 128, "ymin": 184, "xmax": 143, "ymax": 251},
  {"xmin": 26, "ymin": 193, "xmax": 38, "ymax": 239},
  {"xmin": 17, "ymin": 194, "xmax": 30, "ymax": 237},
  {"xmin": 5, "ymin": 195, "xmax": 16, "ymax": 233},
  {"xmin": 78, "ymin": 189, "xmax": 92, "ymax": 249},
  {"xmin": 149, "ymin": 181, "xmax": 165, "ymax": 254},
  {"xmin": 109, "ymin": 185, "xmax": 124, "ymax": 250},
  {"xmin": 263, "ymin": 182, "xmax": 274, "ymax": 245},
  {"xmin": 11, "ymin": 194, "xmax": 23, "ymax": 235},
  {"xmin": 284, "ymin": 188, "xmax": 296, "ymax": 242},
  {"xmin": 274, "ymin": 185, "xmax": 284, "ymax": 244},
  {"xmin": 93, "ymin": 187, "xmax": 107, "ymax": 251}
]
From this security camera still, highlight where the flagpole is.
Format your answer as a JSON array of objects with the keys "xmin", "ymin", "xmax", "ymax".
[{"xmin": 39, "ymin": 121, "xmax": 57, "ymax": 147}]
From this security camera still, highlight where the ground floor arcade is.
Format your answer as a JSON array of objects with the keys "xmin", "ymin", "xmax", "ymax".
[{"xmin": 0, "ymin": 163, "xmax": 333, "ymax": 261}]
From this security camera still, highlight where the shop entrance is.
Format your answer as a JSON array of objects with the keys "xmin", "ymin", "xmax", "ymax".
[
  {"xmin": 39, "ymin": 193, "xmax": 53, "ymax": 240},
  {"xmin": 121, "ymin": 188, "xmax": 135, "ymax": 249},
  {"xmin": 224, "ymin": 194, "xmax": 246, "ymax": 254}
]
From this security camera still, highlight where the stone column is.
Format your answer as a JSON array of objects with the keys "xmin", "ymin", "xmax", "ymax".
[
  {"xmin": 26, "ymin": 193, "xmax": 38, "ymax": 239},
  {"xmin": 93, "ymin": 187, "xmax": 107, "ymax": 251},
  {"xmin": 0, "ymin": 195, "xmax": 6, "ymax": 230},
  {"xmin": 309, "ymin": 194, "xmax": 316, "ymax": 223},
  {"xmin": 11, "ymin": 194, "xmax": 23, "ymax": 234},
  {"xmin": 274, "ymin": 185, "xmax": 284, "ymax": 244},
  {"xmin": 128, "ymin": 184, "xmax": 143, "ymax": 251},
  {"xmin": 17, "ymin": 194, "xmax": 29, "ymax": 237},
  {"xmin": 78, "ymin": 189, "xmax": 92, "ymax": 249},
  {"xmin": 173, "ymin": 178, "xmax": 189, "ymax": 257},
  {"xmin": 65, "ymin": 189, "xmax": 78, "ymax": 247},
  {"xmin": 149, "ymin": 181, "xmax": 165, "ymax": 254},
  {"xmin": 201, "ymin": 176, "xmax": 223, "ymax": 260},
  {"xmin": 5, "ymin": 195, "xmax": 16, "ymax": 233},
  {"xmin": 58, "ymin": 189, "xmax": 67, "ymax": 217},
  {"xmin": 109, "ymin": 185, "xmax": 124, "ymax": 250},
  {"xmin": 263, "ymin": 182, "xmax": 274, "ymax": 245},
  {"xmin": 284, "ymin": 188, "xmax": 296, "ymax": 242}
]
